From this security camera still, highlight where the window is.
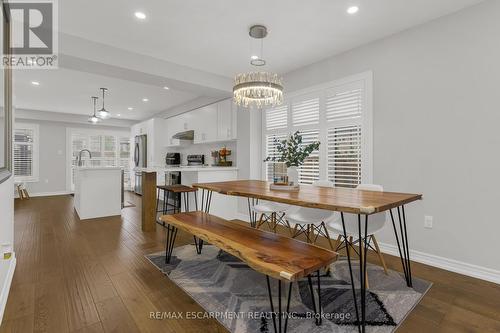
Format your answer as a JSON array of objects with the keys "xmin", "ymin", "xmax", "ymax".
[
  {"xmin": 68, "ymin": 129, "xmax": 131, "ymax": 190},
  {"xmin": 263, "ymin": 72, "xmax": 372, "ymax": 187},
  {"xmin": 14, "ymin": 123, "xmax": 39, "ymax": 182}
]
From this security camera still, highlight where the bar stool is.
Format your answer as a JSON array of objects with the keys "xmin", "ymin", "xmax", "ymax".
[{"xmin": 155, "ymin": 185, "xmax": 201, "ymax": 261}]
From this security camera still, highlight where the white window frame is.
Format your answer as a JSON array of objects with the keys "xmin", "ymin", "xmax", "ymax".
[
  {"xmin": 13, "ymin": 122, "xmax": 40, "ymax": 183},
  {"xmin": 65, "ymin": 127, "xmax": 131, "ymax": 192},
  {"xmin": 262, "ymin": 71, "xmax": 373, "ymax": 185}
]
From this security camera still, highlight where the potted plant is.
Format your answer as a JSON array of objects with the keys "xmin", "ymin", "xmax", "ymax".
[{"xmin": 264, "ymin": 131, "xmax": 320, "ymax": 186}]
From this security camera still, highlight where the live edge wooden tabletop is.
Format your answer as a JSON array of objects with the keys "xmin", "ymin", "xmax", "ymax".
[
  {"xmin": 160, "ymin": 211, "xmax": 338, "ymax": 282},
  {"xmin": 192, "ymin": 180, "xmax": 422, "ymax": 214}
]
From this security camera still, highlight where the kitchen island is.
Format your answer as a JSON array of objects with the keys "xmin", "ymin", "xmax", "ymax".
[{"xmin": 74, "ymin": 167, "xmax": 123, "ymax": 220}]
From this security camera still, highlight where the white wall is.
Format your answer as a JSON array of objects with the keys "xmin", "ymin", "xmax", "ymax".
[
  {"xmin": 0, "ymin": 177, "xmax": 14, "ymax": 324},
  {"xmin": 0, "ymin": 177, "xmax": 14, "ymax": 254},
  {"xmin": 14, "ymin": 119, "xmax": 130, "ymax": 195},
  {"xmin": 236, "ymin": 107, "xmax": 262, "ymax": 216},
  {"xmin": 283, "ymin": 0, "xmax": 500, "ymax": 274}
]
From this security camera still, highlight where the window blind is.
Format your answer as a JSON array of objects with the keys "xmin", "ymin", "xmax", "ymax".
[
  {"xmin": 292, "ymin": 96, "xmax": 320, "ymax": 127},
  {"xmin": 13, "ymin": 126, "xmax": 37, "ymax": 181},
  {"xmin": 262, "ymin": 73, "xmax": 372, "ymax": 187},
  {"xmin": 265, "ymin": 105, "xmax": 288, "ymax": 131},
  {"xmin": 325, "ymin": 87, "xmax": 363, "ymax": 122},
  {"xmin": 298, "ymin": 130, "xmax": 320, "ymax": 185},
  {"xmin": 327, "ymin": 125, "xmax": 362, "ymax": 188}
]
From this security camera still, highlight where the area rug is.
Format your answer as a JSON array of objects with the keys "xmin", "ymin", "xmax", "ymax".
[{"xmin": 146, "ymin": 245, "xmax": 431, "ymax": 333}]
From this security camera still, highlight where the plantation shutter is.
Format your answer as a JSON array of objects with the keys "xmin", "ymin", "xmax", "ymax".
[
  {"xmin": 265, "ymin": 134, "xmax": 287, "ymax": 182},
  {"xmin": 119, "ymin": 137, "xmax": 131, "ymax": 188},
  {"xmin": 13, "ymin": 128, "xmax": 36, "ymax": 180},
  {"xmin": 298, "ymin": 130, "xmax": 320, "ymax": 184},
  {"xmin": 327, "ymin": 126, "xmax": 362, "ymax": 187},
  {"xmin": 262, "ymin": 73, "xmax": 372, "ymax": 188},
  {"xmin": 291, "ymin": 96, "xmax": 320, "ymax": 127},
  {"xmin": 265, "ymin": 104, "xmax": 288, "ymax": 131},
  {"xmin": 71, "ymin": 134, "xmax": 88, "ymax": 185},
  {"xmin": 70, "ymin": 133, "xmax": 130, "ymax": 190},
  {"xmin": 326, "ymin": 81, "xmax": 364, "ymax": 188}
]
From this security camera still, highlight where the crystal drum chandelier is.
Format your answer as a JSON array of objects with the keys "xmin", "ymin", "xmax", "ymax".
[{"xmin": 233, "ymin": 25, "xmax": 283, "ymax": 108}]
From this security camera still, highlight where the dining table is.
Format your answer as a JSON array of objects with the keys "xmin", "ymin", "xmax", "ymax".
[{"xmin": 191, "ymin": 179, "xmax": 422, "ymax": 333}]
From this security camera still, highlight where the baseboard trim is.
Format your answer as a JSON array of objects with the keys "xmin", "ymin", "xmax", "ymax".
[
  {"xmin": 236, "ymin": 213, "xmax": 251, "ymax": 223},
  {"xmin": 0, "ymin": 254, "xmax": 16, "ymax": 325},
  {"xmin": 378, "ymin": 242, "xmax": 500, "ymax": 285},
  {"xmin": 24, "ymin": 191, "xmax": 72, "ymax": 198},
  {"xmin": 234, "ymin": 212, "xmax": 500, "ymax": 285}
]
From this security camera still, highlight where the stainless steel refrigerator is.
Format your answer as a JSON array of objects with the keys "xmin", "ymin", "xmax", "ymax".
[{"xmin": 134, "ymin": 135, "xmax": 147, "ymax": 195}]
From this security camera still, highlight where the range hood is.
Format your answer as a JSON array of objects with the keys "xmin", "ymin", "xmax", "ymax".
[{"xmin": 172, "ymin": 130, "xmax": 194, "ymax": 140}]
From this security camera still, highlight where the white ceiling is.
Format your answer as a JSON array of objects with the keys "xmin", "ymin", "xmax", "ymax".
[
  {"xmin": 13, "ymin": 68, "xmax": 198, "ymax": 120},
  {"xmin": 15, "ymin": 0, "xmax": 485, "ymax": 122},
  {"xmin": 60, "ymin": 0, "xmax": 485, "ymax": 77}
]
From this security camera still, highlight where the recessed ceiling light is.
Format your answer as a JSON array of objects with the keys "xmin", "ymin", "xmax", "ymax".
[
  {"xmin": 250, "ymin": 55, "xmax": 259, "ymax": 60},
  {"xmin": 163, "ymin": 86, "xmax": 169, "ymax": 90},
  {"xmin": 142, "ymin": 98, "xmax": 149, "ymax": 102},
  {"xmin": 128, "ymin": 107, "xmax": 133, "ymax": 110},
  {"xmin": 347, "ymin": 6, "xmax": 359, "ymax": 14},
  {"xmin": 134, "ymin": 11, "xmax": 146, "ymax": 20},
  {"xmin": 117, "ymin": 114, "xmax": 121, "ymax": 117},
  {"xmin": 31, "ymin": 81, "xmax": 40, "ymax": 86}
]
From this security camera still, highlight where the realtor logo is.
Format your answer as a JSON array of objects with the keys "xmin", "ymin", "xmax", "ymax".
[{"xmin": 2, "ymin": 0, "xmax": 58, "ymax": 68}]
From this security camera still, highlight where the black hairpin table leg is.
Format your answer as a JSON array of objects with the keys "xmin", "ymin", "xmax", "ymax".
[
  {"xmin": 165, "ymin": 224, "xmax": 178, "ymax": 264},
  {"xmin": 390, "ymin": 205, "xmax": 413, "ymax": 287},
  {"xmin": 247, "ymin": 197, "xmax": 259, "ymax": 228}
]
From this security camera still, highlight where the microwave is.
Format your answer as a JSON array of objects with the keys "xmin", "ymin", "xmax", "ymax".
[{"xmin": 165, "ymin": 153, "xmax": 181, "ymax": 166}]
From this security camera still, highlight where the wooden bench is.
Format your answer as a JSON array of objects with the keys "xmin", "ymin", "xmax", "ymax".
[{"xmin": 160, "ymin": 211, "xmax": 338, "ymax": 332}]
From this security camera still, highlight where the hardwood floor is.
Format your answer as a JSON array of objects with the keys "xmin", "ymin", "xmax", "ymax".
[{"xmin": 1, "ymin": 194, "xmax": 500, "ymax": 332}]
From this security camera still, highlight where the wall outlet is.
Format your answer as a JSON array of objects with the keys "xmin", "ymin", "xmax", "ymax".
[
  {"xmin": 44, "ymin": 179, "xmax": 49, "ymax": 183},
  {"xmin": 424, "ymin": 215, "xmax": 433, "ymax": 229}
]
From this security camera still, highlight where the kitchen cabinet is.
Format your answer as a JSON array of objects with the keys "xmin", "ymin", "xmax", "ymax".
[
  {"xmin": 165, "ymin": 114, "xmax": 187, "ymax": 147},
  {"xmin": 131, "ymin": 118, "xmax": 165, "ymax": 166},
  {"xmin": 192, "ymin": 104, "xmax": 217, "ymax": 144},
  {"xmin": 217, "ymin": 99, "xmax": 237, "ymax": 141},
  {"xmin": 164, "ymin": 98, "xmax": 237, "ymax": 147}
]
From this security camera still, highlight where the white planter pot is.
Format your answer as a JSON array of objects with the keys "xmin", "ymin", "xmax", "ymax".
[{"xmin": 287, "ymin": 166, "xmax": 299, "ymax": 186}]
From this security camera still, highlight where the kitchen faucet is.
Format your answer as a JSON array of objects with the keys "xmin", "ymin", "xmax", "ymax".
[{"xmin": 76, "ymin": 149, "xmax": 92, "ymax": 167}]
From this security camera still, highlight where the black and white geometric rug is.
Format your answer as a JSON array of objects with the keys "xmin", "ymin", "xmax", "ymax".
[{"xmin": 146, "ymin": 245, "xmax": 431, "ymax": 333}]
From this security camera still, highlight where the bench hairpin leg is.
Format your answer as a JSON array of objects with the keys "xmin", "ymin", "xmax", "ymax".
[
  {"xmin": 307, "ymin": 271, "xmax": 323, "ymax": 326},
  {"xmin": 266, "ymin": 276, "xmax": 293, "ymax": 333},
  {"xmin": 165, "ymin": 225, "xmax": 178, "ymax": 264}
]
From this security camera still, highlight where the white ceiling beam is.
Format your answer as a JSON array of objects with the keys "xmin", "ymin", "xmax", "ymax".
[
  {"xmin": 15, "ymin": 108, "xmax": 135, "ymax": 128},
  {"xmin": 59, "ymin": 33, "xmax": 232, "ymax": 97}
]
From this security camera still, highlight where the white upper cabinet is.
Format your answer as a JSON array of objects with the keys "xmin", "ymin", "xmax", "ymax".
[
  {"xmin": 217, "ymin": 99, "xmax": 237, "ymax": 140},
  {"xmin": 165, "ymin": 113, "xmax": 187, "ymax": 147},
  {"xmin": 192, "ymin": 103, "xmax": 217, "ymax": 144},
  {"xmin": 163, "ymin": 99, "xmax": 237, "ymax": 146}
]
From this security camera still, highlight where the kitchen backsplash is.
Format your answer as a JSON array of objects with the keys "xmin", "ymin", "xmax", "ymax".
[{"xmin": 163, "ymin": 141, "xmax": 237, "ymax": 166}]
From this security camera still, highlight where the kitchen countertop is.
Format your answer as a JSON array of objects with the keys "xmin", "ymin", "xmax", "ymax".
[
  {"xmin": 134, "ymin": 166, "xmax": 238, "ymax": 173},
  {"xmin": 74, "ymin": 166, "xmax": 124, "ymax": 171}
]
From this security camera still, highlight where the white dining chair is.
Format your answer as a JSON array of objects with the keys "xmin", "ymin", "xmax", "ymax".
[
  {"xmin": 252, "ymin": 201, "xmax": 294, "ymax": 235},
  {"xmin": 286, "ymin": 180, "xmax": 338, "ymax": 250},
  {"xmin": 328, "ymin": 184, "xmax": 389, "ymax": 287}
]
